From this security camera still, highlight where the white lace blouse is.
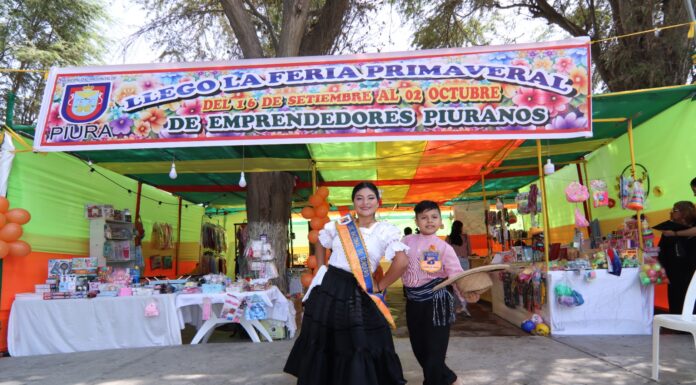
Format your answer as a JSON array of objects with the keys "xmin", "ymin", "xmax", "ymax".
[{"xmin": 318, "ymin": 220, "xmax": 409, "ymax": 273}]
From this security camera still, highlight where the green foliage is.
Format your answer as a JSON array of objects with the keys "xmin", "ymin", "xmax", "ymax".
[
  {"xmin": 0, "ymin": 0, "xmax": 108, "ymax": 125},
  {"xmin": 394, "ymin": 0, "xmax": 696, "ymax": 91}
]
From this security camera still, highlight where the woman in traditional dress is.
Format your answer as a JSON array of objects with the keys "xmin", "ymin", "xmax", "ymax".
[{"xmin": 284, "ymin": 182, "xmax": 409, "ymax": 385}]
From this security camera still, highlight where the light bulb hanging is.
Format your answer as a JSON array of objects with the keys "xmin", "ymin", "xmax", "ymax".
[
  {"xmin": 169, "ymin": 159, "xmax": 178, "ymax": 179},
  {"xmin": 543, "ymin": 158, "xmax": 555, "ymax": 175},
  {"xmin": 239, "ymin": 146, "xmax": 246, "ymax": 188}
]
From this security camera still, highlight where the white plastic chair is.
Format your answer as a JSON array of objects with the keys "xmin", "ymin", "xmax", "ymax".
[{"xmin": 652, "ymin": 270, "xmax": 696, "ymax": 380}]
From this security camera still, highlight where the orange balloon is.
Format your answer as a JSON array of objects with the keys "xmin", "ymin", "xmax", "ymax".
[
  {"xmin": 310, "ymin": 217, "xmax": 324, "ymax": 230},
  {"xmin": 0, "ymin": 213, "xmax": 6, "ymax": 228},
  {"xmin": 314, "ymin": 204, "xmax": 329, "ymax": 218},
  {"xmin": 7, "ymin": 240, "xmax": 31, "ymax": 257},
  {"xmin": 0, "ymin": 240, "xmax": 8, "ymax": 258},
  {"xmin": 321, "ymin": 216, "xmax": 331, "ymax": 226},
  {"xmin": 300, "ymin": 272, "xmax": 313, "ymax": 288},
  {"xmin": 306, "ymin": 255, "xmax": 318, "ymax": 270},
  {"xmin": 316, "ymin": 186, "xmax": 330, "ymax": 198},
  {"xmin": 300, "ymin": 206, "xmax": 315, "ymax": 219},
  {"xmin": 0, "ymin": 223, "xmax": 22, "ymax": 242},
  {"xmin": 308, "ymin": 194, "xmax": 323, "ymax": 207},
  {"xmin": 0, "ymin": 197, "xmax": 8, "ymax": 213},
  {"xmin": 5, "ymin": 208, "xmax": 30, "ymax": 225},
  {"xmin": 308, "ymin": 230, "xmax": 319, "ymax": 244}
]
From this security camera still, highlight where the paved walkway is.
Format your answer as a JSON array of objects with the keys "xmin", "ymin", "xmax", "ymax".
[{"xmin": 1, "ymin": 333, "xmax": 695, "ymax": 384}]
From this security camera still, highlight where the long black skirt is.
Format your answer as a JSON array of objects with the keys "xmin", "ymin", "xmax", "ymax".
[{"xmin": 284, "ymin": 266, "xmax": 406, "ymax": 385}]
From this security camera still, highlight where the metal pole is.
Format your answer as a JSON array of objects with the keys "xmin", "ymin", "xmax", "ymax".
[
  {"xmin": 175, "ymin": 197, "xmax": 182, "ymax": 276},
  {"xmin": 481, "ymin": 174, "xmax": 492, "ymax": 258},
  {"xmin": 576, "ymin": 163, "xmax": 592, "ymax": 239},
  {"xmin": 627, "ymin": 119, "xmax": 645, "ymax": 263},
  {"xmin": 685, "ymin": 0, "xmax": 696, "ymax": 22},
  {"xmin": 536, "ymin": 140, "xmax": 551, "ymax": 269},
  {"xmin": 134, "ymin": 182, "xmax": 143, "ymax": 222},
  {"xmin": 581, "ymin": 160, "xmax": 593, "ymax": 222},
  {"xmin": 311, "ymin": 161, "xmax": 317, "ymax": 193}
]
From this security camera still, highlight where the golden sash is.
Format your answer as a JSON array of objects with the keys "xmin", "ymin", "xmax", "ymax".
[{"xmin": 336, "ymin": 216, "xmax": 396, "ymax": 329}]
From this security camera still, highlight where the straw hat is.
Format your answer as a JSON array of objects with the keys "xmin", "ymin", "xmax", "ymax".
[{"xmin": 432, "ymin": 264, "xmax": 510, "ymax": 294}]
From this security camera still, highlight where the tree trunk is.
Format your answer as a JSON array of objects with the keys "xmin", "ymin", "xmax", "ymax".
[{"xmin": 243, "ymin": 171, "xmax": 295, "ymax": 291}]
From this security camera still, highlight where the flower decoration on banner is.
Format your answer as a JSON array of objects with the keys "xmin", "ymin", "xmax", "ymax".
[
  {"xmin": 300, "ymin": 186, "xmax": 331, "ymax": 288},
  {"xmin": 0, "ymin": 196, "xmax": 32, "ymax": 258}
]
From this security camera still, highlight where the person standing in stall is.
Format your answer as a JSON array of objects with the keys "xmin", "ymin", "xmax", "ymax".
[
  {"xmin": 284, "ymin": 182, "xmax": 409, "ymax": 385},
  {"xmin": 656, "ymin": 201, "xmax": 696, "ymax": 314},
  {"xmin": 446, "ymin": 220, "xmax": 472, "ymax": 315},
  {"xmin": 402, "ymin": 201, "xmax": 475, "ymax": 385}
]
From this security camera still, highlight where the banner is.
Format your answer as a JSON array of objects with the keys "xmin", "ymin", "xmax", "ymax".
[{"xmin": 34, "ymin": 38, "xmax": 591, "ymax": 151}]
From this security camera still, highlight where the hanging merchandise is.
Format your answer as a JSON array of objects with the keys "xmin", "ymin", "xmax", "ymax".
[
  {"xmin": 639, "ymin": 263, "xmax": 669, "ymax": 286},
  {"xmin": 619, "ymin": 176, "xmax": 633, "ymax": 209},
  {"xmin": 565, "ymin": 182, "xmax": 589, "ymax": 203},
  {"xmin": 528, "ymin": 184, "xmax": 539, "ymax": 214},
  {"xmin": 516, "ymin": 192, "xmax": 530, "ymax": 214},
  {"xmin": 554, "ymin": 276, "xmax": 584, "ymax": 307},
  {"xmin": 201, "ymin": 223, "xmax": 228, "ymax": 252},
  {"xmin": 574, "ymin": 208, "xmax": 590, "ymax": 228},
  {"xmin": 246, "ymin": 234, "xmax": 278, "ymax": 280},
  {"xmin": 626, "ymin": 180, "xmax": 645, "ymax": 211},
  {"xmin": 151, "ymin": 222, "xmax": 174, "ymax": 250},
  {"xmin": 590, "ymin": 180, "xmax": 609, "ymax": 208}
]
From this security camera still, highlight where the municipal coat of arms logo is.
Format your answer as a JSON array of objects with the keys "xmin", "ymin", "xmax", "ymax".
[{"xmin": 60, "ymin": 83, "xmax": 111, "ymax": 124}]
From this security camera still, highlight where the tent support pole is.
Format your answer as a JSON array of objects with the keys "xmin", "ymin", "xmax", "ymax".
[
  {"xmin": 581, "ymin": 160, "xmax": 593, "ymax": 221},
  {"xmin": 576, "ymin": 163, "xmax": 592, "ymax": 239},
  {"xmin": 481, "ymin": 174, "xmax": 492, "ymax": 259},
  {"xmin": 536, "ymin": 140, "xmax": 550, "ymax": 269},
  {"xmin": 627, "ymin": 119, "xmax": 645, "ymax": 263},
  {"xmin": 311, "ymin": 161, "xmax": 317, "ymax": 193},
  {"xmin": 175, "ymin": 197, "xmax": 182, "ymax": 276},
  {"xmin": 135, "ymin": 181, "xmax": 142, "ymax": 222}
]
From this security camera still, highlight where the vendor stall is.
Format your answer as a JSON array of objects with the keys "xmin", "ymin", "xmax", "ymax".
[{"xmin": 8, "ymin": 294, "xmax": 182, "ymax": 356}]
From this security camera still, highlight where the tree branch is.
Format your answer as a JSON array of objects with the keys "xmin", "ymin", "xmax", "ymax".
[
  {"xmin": 278, "ymin": 0, "xmax": 311, "ymax": 57},
  {"xmin": 220, "ymin": 0, "xmax": 264, "ymax": 58},
  {"xmin": 298, "ymin": 0, "xmax": 351, "ymax": 56},
  {"xmin": 530, "ymin": 0, "xmax": 587, "ymax": 36},
  {"xmin": 243, "ymin": 0, "xmax": 279, "ymax": 53}
]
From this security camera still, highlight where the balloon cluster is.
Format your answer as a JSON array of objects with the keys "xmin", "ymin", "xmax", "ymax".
[
  {"xmin": 0, "ymin": 196, "xmax": 32, "ymax": 258},
  {"xmin": 301, "ymin": 187, "xmax": 331, "ymax": 245},
  {"xmin": 640, "ymin": 263, "xmax": 668, "ymax": 286},
  {"xmin": 521, "ymin": 314, "xmax": 550, "ymax": 336},
  {"xmin": 300, "ymin": 255, "xmax": 319, "ymax": 289}
]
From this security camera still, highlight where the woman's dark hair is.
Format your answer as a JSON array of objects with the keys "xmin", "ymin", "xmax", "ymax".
[
  {"xmin": 673, "ymin": 201, "xmax": 696, "ymax": 225},
  {"xmin": 448, "ymin": 220, "xmax": 463, "ymax": 246},
  {"xmin": 351, "ymin": 182, "xmax": 380, "ymax": 201},
  {"xmin": 404, "ymin": 227, "xmax": 413, "ymax": 236}
]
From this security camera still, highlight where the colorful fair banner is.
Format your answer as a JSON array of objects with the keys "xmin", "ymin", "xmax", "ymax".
[{"xmin": 34, "ymin": 38, "xmax": 591, "ymax": 151}]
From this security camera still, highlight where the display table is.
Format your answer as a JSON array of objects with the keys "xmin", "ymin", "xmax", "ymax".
[
  {"xmin": 175, "ymin": 286, "xmax": 296, "ymax": 344},
  {"xmin": 546, "ymin": 268, "xmax": 653, "ymax": 335},
  {"xmin": 8, "ymin": 294, "xmax": 182, "ymax": 357},
  {"xmin": 492, "ymin": 267, "xmax": 654, "ymax": 335}
]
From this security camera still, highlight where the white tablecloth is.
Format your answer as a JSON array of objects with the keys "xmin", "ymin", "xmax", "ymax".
[
  {"xmin": 175, "ymin": 286, "xmax": 296, "ymax": 337},
  {"xmin": 547, "ymin": 268, "xmax": 654, "ymax": 335},
  {"xmin": 8, "ymin": 294, "xmax": 182, "ymax": 357}
]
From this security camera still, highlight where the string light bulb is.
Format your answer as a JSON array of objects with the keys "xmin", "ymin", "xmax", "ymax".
[
  {"xmin": 169, "ymin": 159, "xmax": 178, "ymax": 179},
  {"xmin": 239, "ymin": 146, "xmax": 246, "ymax": 188},
  {"xmin": 543, "ymin": 158, "xmax": 555, "ymax": 175}
]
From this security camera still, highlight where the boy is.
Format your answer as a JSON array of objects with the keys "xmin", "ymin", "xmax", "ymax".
[{"xmin": 402, "ymin": 200, "xmax": 469, "ymax": 385}]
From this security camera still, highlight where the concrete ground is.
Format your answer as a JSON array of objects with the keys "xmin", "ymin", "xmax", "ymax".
[
  {"xmin": 3, "ymin": 289, "xmax": 695, "ymax": 385},
  {"xmin": 2, "ymin": 329, "xmax": 695, "ymax": 384}
]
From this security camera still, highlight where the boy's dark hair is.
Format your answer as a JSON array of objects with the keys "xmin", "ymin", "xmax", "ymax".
[
  {"xmin": 691, "ymin": 177, "xmax": 696, "ymax": 187},
  {"xmin": 414, "ymin": 200, "xmax": 440, "ymax": 215}
]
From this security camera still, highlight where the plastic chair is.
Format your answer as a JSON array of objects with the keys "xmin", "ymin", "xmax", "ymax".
[{"xmin": 652, "ymin": 270, "xmax": 696, "ymax": 380}]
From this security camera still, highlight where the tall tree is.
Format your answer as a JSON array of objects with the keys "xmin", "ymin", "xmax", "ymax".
[
  {"xmin": 394, "ymin": 0, "xmax": 696, "ymax": 92},
  {"xmin": 135, "ymin": 0, "xmax": 380, "ymax": 290},
  {"xmin": 0, "ymin": 0, "xmax": 107, "ymax": 126}
]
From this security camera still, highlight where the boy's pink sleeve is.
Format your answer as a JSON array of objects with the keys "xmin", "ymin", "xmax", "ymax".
[{"xmin": 443, "ymin": 243, "xmax": 465, "ymax": 300}]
